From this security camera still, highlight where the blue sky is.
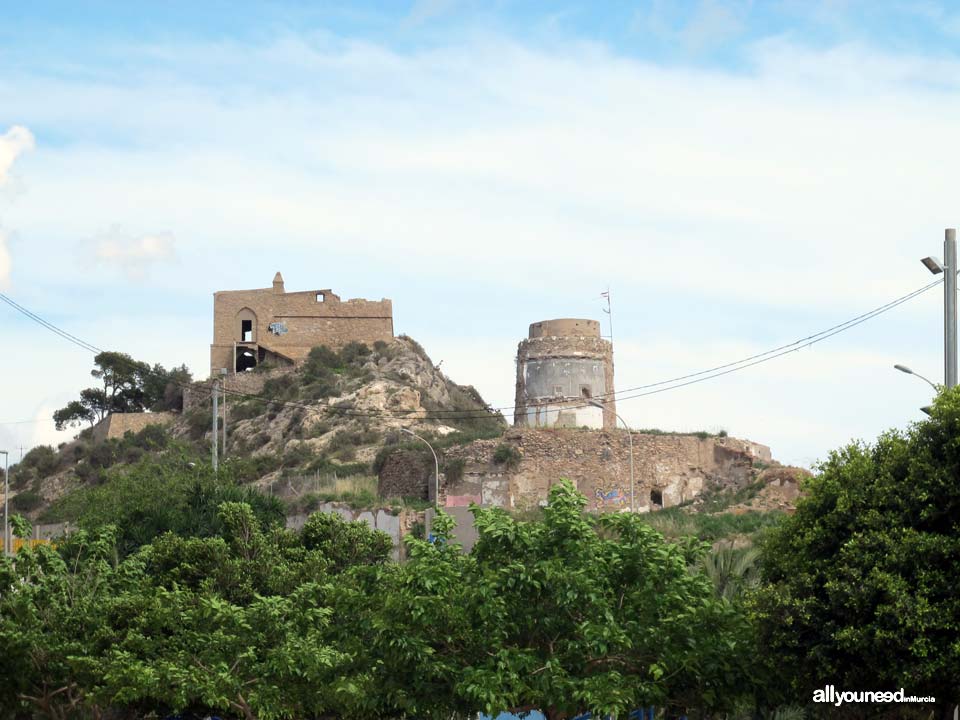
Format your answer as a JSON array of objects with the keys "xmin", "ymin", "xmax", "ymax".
[{"xmin": 3, "ymin": 1, "xmax": 960, "ymax": 466}]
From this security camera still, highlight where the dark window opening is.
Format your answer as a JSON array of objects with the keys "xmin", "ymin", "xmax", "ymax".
[
  {"xmin": 236, "ymin": 349, "xmax": 256, "ymax": 372},
  {"xmin": 580, "ymin": 385, "xmax": 592, "ymax": 399},
  {"xmin": 241, "ymin": 319, "xmax": 253, "ymax": 342},
  {"xmin": 650, "ymin": 489, "xmax": 663, "ymax": 508}
]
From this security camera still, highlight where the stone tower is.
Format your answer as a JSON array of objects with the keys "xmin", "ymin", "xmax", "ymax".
[{"xmin": 514, "ymin": 318, "xmax": 616, "ymax": 430}]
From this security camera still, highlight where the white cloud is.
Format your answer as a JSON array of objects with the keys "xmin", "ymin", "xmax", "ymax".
[
  {"xmin": 0, "ymin": 125, "xmax": 35, "ymax": 186},
  {"xmin": 89, "ymin": 226, "xmax": 176, "ymax": 279},
  {"xmin": 1, "ymin": 33, "xmax": 957, "ymax": 462}
]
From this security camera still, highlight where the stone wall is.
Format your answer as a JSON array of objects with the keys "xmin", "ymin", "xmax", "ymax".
[
  {"xmin": 377, "ymin": 449, "xmax": 433, "ymax": 501},
  {"xmin": 182, "ymin": 367, "xmax": 292, "ymax": 413},
  {"xmin": 210, "ymin": 272, "xmax": 393, "ymax": 374},
  {"xmin": 91, "ymin": 412, "xmax": 177, "ymax": 443},
  {"xmin": 442, "ymin": 428, "xmax": 770, "ymax": 513}
]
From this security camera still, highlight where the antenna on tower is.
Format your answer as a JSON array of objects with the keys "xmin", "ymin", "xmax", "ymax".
[{"xmin": 600, "ymin": 287, "xmax": 613, "ymax": 349}]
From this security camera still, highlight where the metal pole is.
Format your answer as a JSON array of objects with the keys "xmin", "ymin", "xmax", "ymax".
[
  {"xmin": 588, "ymin": 400, "xmax": 635, "ymax": 511},
  {"xmin": 220, "ymin": 368, "xmax": 228, "ymax": 459},
  {"xmin": 2, "ymin": 451, "xmax": 8, "ymax": 557},
  {"xmin": 946, "ymin": 229, "xmax": 957, "ymax": 389},
  {"xmin": 211, "ymin": 379, "xmax": 219, "ymax": 472},
  {"xmin": 622, "ymin": 414, "xmax": 634, "ymax": 513},
  {"xmin": 402, "ymin": 428, "xmax": 439, "ymax": 510}
]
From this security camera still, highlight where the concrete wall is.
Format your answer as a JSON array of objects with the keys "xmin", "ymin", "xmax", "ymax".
[
  {"xmin": 285, "ymin": 503, "xmax": 411, "ymax": 560},
  {"xmin": 210, "ymin": 272, "xmax": 394, "ymax": 375},
  {"xmin": 91, "ymin": 412, "xmax": 177, "ymax": 443},
  {"xmin": 514, "ymin": 319, "xmax": 616, "ymax": 430}
]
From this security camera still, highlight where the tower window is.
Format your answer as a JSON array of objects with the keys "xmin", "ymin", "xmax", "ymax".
[{"xmin": 241, "ymin": 319, "xmax": 253, "ymax": 342}]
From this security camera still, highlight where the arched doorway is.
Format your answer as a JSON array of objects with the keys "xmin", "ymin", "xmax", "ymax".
[{"xmin": 236, "ymin": 348, "xmax": 257, "ymax": 372}]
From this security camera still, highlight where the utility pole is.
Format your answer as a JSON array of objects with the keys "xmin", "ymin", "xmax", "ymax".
[
  {"xmin": 220, "ymin": 368, "xmax": 228, "ymax": 459},
  {"xmin": 2, "ymin": 451, "xmax": 8, "ymax": 557},
  {"xmin": 923, "ymin": 229, "xmax": 958, "ymax": 388},
  {"xmin": 211, "ymin": 378, "xmax": 219, "ymax": 472},
  {"xmin": 945, "ymin": 229, "xmax": 957, "ymax": 389}
]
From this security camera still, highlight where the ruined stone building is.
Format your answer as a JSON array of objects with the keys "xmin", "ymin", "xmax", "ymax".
[
  {"xmin": 514, "ymin": 318, "xmax": 616, "ymax": 430},
  {"xmin": 210, "ymin": 272, "xmax": 393, "ymax": 375}
]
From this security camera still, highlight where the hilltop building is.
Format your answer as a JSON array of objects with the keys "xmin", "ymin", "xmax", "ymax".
[
  {"xmin": 513, "ymin": 318, "xmax": 616, "ymax": 430},
  {"xmin": 210, "ymin": 272, "xmax": 394, "ymax": 375}
]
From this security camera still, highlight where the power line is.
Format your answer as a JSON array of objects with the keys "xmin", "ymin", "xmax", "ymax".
[
  {"xmin": 0, "ymin": 292, "xmax": 102, "ymax": 354},
  {"xmin": 0, "ymin": 278, "xmax": 942, "ymax": 423}
]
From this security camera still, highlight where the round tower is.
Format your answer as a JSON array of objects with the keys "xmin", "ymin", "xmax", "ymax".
[{"xmin": 514, "ymin": 318, "xmax": 616, "ymax": 430}]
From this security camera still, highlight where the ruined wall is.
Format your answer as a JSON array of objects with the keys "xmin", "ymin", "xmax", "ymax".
[
  {"xmin": 91, "ymin": 412, "xmax": 177, "ymax": 443},
  {"xmin": 182, "ymin": 367, "xmax": 292, "ymax": 413},
  {"xmin": 514, "ymin": 319, "xmax": 616, "ymax": 430},
  {"xmin": 211, "ymin": 273, "xmax": 394, "ymax": 374},
  {"xmin": 442, "ymin": 428, "xmax": 769, "ymax": 513},
  {"xmin": 378, "ymin": 450, "xmax": 433, "ymax": 501}
]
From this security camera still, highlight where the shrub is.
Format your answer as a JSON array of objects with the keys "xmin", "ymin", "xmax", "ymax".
[
  {"xmin": 10, "ymin": 490, "xmax": 43, "ymax": 513},
  {"xmin": 442, "ymin": 457, "xmax": 466, "ymax": 484},
  {"xmin": 493, "ymin": 443, "xmax": 521, "ymax": 469},
  {"xmin": 339, "ymin": 342, "xmax": 372, "ymax": 366},
  {"xmin": 21, "ymin": 445, "xmax": 59, "ymax": 478}
]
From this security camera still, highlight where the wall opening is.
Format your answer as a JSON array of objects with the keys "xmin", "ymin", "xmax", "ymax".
[
  {"xmin": 241, "ymin": 319, "xmax": 253, "ymax": 342},
  {"xmin": 236, "ymin": 349, "xmax": 256, "ymax": 372},
  {"xmin": 650, "ymin": 489, "xmax": 663, "ymax": 508},
  {"xmin": 580, "ymin": 384, "xmax": 592, "ymax": 399},
  {"xmin": 316, "ymin": 293, "xmax": 325, "ymax": 303}
]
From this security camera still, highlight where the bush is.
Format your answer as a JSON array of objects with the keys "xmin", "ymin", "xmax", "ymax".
[
  {"xmin": 21, "ymin": 445, "xmax": 59, "ymax": 478},
  {"xmin": 339, "ymin": 342, "xmax": 372, "ymax": 366},
  {"xmin": 10, "ymin": 490, "xmax": 43, "ymax": 513},
  {"xmin": 442, "ymin": 457, "xmax": 466, "ymax": 484},
  {"xmin": 493, "ymin": 443, "xmax": 521, "ymax": 469}
]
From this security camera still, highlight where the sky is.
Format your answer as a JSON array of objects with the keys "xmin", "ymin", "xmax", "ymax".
[{"xmin": 2, "ymin": 0, "xmax": 960, "ymax": 468}]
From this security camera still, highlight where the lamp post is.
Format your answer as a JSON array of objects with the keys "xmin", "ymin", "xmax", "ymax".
[
  {"xmin": 588, "ymin": 399, "xmax": 635, "ymax": 512},
  {"xmin": 920, "ymin": 228, "xmax": 957, "ymax": 389},
  {"xmin": 401, "ymin": 428, "xmax": 439, "ymax": 510},
  {"xmin": 1, "ymin": 450, "xmax": 8, "ymax": 557},
  {"xmin": 894, "ymin": 364, "xmax": 938, "ymax": 416}
]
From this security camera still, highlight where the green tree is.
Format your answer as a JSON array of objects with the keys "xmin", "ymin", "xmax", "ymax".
[
  {"xmin": 53, "ymin": 352, "xmax": 192, "ymax": 430},
  {"xmin": 355, "ymin": 480, "xmax": 755, "ymax": 720},
  {"xmin": 753, "ymin": 388, "xmax": 960, "ymax": 714}
]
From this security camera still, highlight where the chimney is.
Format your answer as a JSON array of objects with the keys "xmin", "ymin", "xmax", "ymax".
[{"xmin": 272, "ymin": 271, "xmax": 284, "ymax": 294}]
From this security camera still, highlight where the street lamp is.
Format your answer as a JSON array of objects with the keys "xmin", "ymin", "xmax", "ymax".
[
  {"xmin": 920, "ymin": 229, "xmax": 957, "ymax": 389},
  {"xmin": 893, "ymin": 364, "xmax": 937, "ymax": 415},
  {"xmin": 401, "ymin": 428, "xmax": 439, "ymax": 510},
  {"xmin": 587, "ymin": 399, "xmax": 635, "ymax": 512}
]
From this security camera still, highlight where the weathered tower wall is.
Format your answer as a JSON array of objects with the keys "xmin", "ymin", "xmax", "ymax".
[{"xmin": 514, "ymin": 318, "xmax": 616, "ymax": 430}]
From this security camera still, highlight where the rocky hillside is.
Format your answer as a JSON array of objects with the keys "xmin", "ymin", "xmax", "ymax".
[{"xmin": 9, "ymin": 336, "xmax": 507, "ymax": 520}]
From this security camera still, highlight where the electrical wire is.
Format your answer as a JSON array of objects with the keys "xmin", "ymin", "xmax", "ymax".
[{"xmin": 0, "ymin": 278, "xmax": 943, "ymax": 424}]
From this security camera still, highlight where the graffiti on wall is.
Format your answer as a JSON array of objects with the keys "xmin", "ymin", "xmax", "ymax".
[{"xmin": 594, "ymin": 487, "xmax": 627, "ymax": 510}]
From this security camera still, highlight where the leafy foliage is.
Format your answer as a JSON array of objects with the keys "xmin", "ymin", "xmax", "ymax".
[{"xmin": 753, "ymin": 388, "xmax": 960, "ymax": 710}]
